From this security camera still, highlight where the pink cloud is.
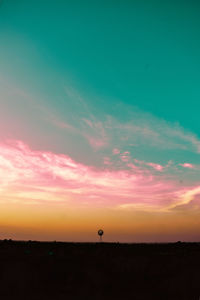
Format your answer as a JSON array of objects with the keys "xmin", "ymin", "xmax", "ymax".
[
  {"xmin": 123, "ymin": 151, "xmax": 130, "ymax": 155},
  {"xmin": 53, "ymin": 120, "xmax": 78, "ymax": 132},
  {"xmin": 120, "ymin": 151, "xmax": 130, "ymax": 162},
  {"xmin": 82, "ymin": 120, "xmax": 108, "ymax": 150},
  {"xmin": 112, "ymin": 148, "xmax": 120, "ymax": 155},
  {"xmin": 180, "ymin": 163, "xmax": 195, "ymax": 169},
  {"xmin": 103, "ymin": 157, "xmax": 112, "ymax": 166},
  {"xmin": 134, "ymin": 159, "xmax": 164, "ymax": 171},
  {"xmin": 127, "ymin": 163, "xmax": 138, "ymax": 170},
  {"xmin": 120, "ymin": 156, "xmax": 129, "ymax": 162},
  {"xmin": 82, "ymin": 118, "xmax": 93, "ymax": 128},
  {"xmin": 86, "ymin": 136, "xmax": 107, "ymax": 150},
  {"xmin": 146, "ymin": 162, "xmax": 164, "ymax": 172},
  {"xmin": 0, "ymin": 140, "xmax": 199, "ymax": 212}
]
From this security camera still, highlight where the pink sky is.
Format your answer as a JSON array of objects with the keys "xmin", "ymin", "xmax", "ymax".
[
  {"xmin": 0, "ymin": 140, "xmax": 199, "ymax": 211},
  {"xmin": 0, "ymin": 140, "xmax": 200, "ymax": 242}
]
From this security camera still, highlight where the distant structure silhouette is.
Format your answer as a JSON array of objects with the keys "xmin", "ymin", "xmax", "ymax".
[{"xmin": 98, "ymin": 229, "xmax": 104, "ymax": 242}]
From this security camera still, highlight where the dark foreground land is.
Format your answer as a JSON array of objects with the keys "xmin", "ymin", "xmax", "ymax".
[{"xmin": 0, "ymin": 240, "xmax": 200, "ymax": 300}]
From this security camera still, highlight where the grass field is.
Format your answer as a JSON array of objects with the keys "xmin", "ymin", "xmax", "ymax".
[{"xmin": 0, "ymin": 240, "xmax": 200, "ymax": 299}]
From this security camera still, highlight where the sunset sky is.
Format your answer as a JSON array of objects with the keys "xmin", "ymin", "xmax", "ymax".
[{"xmin": 0, "ymin": 0, "xmax": 200, "ymax": 242}]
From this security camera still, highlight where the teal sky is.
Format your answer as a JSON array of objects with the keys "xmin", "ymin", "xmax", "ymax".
[
  {"xmin": 1, "ymin": 0, "xmax": 200, "ymax": 127},
  {"xmin": 1, "ymin": 0, "xmax": 200, "ymax": 162},
  {"xmin": 0, "ymin": 0, "xmax": 200, "ymax": 242}
]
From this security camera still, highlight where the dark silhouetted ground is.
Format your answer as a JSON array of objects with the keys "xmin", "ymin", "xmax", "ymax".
[{"xmin": 0, "ymin": 240, "xmax": 200, "ymax": 299}]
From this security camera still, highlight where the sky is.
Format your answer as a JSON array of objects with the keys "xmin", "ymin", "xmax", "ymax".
[{"xmin": 0, "ymin": 0, "xmax": 200, "ymax": 242}]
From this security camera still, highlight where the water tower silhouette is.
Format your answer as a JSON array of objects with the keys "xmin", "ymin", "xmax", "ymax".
[{"xmin": 98, "ymin": 229, "xmax": 104, "ymax": 242}]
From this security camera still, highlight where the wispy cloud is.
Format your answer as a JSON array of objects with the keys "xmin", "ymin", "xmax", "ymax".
[
  {"xmin": 51, "ymin": 101, "xmax": 200, "ymax": 155},
  {"xmin": 179, "ymin": 163, "xmax": 195, "ymax": 169},
  {"xmin": 82, "ymin": 119, "xmax": 108, "ymax": 150},
  {"xmin": 103, "ymin": 115, "xmax": 200, "ymax": 154},
  {"xmin": 0, "ymin": 140, "xmax": 199, "ymax": 213}
]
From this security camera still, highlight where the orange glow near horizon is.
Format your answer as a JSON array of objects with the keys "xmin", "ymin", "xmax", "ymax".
[
  {"xmin": 1, "ymin": 198, "xmax": 200, "ymax": 243},
  {"xmin": 0, "ymin": 140, "xmax": 200, "ymax": 242}
]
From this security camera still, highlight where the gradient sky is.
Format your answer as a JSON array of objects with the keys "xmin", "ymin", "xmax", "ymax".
[{"xmin": 0, "ymin": 0, "xmax": 200, "ymax": 242}]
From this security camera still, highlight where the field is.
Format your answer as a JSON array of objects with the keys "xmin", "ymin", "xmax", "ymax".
[{"xmin": 0, "ymin": 240, "xmax": 200, "ymax": 299}]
